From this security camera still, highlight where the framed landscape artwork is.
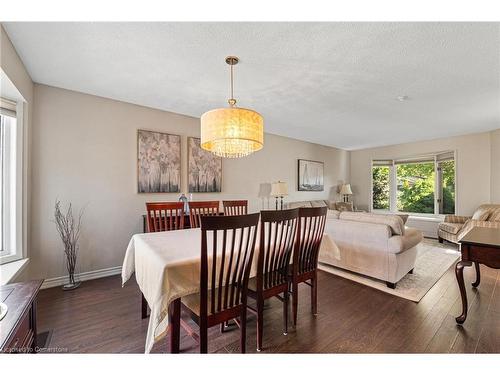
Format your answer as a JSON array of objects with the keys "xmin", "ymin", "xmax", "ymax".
[
  {"xmin": 188, "ymin": 137, "xmax": 222, "ymax": 193},
  {"xmin": 298, "ymin": 159, "xmax": 324, "ymax": 191},
  {"xmin": 137, "ymin": 129, "xmax": 181, "ymax": 193}
]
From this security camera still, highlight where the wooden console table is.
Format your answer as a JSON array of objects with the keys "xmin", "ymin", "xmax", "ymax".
[
  {"xmin": 456, "ymin": 227, "xmax": 500, "ymax": 324},
  {"xmin": 0, "ymin": 280, "xmax": 43, "ymax": 353}
]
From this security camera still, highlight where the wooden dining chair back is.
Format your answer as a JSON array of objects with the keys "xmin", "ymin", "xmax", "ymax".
[
  {"xmin": 290, "ymin": 206, "xmax": 327, "ymax": 325},
  {"xmin": 142, "ymin": 202, "xmax": 185, "ymax": 319},
  {"xmin": 188, "ymin": 201, "xmax": 220, "ymax": 228},
  {"xmin": 258, "ymin": 209, "xmax": 299, "ymax": 291},
  {"xmin": 223, "ymin": 200, "xmax": 248, "ymax": 216},
  {"xmin": 247, "ymin": 208, "xmax": 299, "ymax": 351},
  {"xmin": 175, "ymin": 213, "xmax": 260, "ymax": 353},
  {"xmin": 145, "ymin": 202, "xmax": 185, "ymax": 232}
]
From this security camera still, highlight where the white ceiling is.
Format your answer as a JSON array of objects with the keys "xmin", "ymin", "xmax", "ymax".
[{"xmin": 3, "ymin": 22, "xmax": 500, "ymax": 150}]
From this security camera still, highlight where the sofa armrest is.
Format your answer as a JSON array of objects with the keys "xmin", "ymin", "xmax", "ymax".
[
  {"xmin": 388, "ymin": 227, "xmax": 423, "ymax": 254},
  {"xmin": 444, "ymin": 215, "xmax": 470, "ymax": 224}
]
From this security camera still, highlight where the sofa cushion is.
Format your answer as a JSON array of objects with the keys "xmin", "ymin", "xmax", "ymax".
[
  {"xmin": 339, "ymin": 211, "xmax": 405, "ymax": 236},
  {"xmin": 438, "ymin": 222, "xmax": 463, "ymax": 235}
]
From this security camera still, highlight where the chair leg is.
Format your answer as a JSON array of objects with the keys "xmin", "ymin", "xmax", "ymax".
[
  {"xmin": 240, "ymin": 307, "xmax": 247, "ymax": 354},
  {"xmin": 168, "ymin": 298, "xmax": 181, "ymax": 353},
  {"xmin": 311, "ymin": 274, "xmax": 318, "ymax": 316},
  {"xmin": 200, "ymin": 319, "xmax": 208, "ymax": 354},
  {"xmin": 283, "ymin": 291, "xmax": 289, "ymax": 335},
  {"xmin": 292, "ymin": 281, "xmax": 298, "ymax": 327},
  {"xmin": 256, "ymin": 296, "xmax": 264, "ymax": 351}
]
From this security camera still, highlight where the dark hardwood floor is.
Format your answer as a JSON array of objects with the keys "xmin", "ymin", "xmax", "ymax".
[{"xmin": 37, "ymin": 262, "xmax": 500, "ymax": 353}]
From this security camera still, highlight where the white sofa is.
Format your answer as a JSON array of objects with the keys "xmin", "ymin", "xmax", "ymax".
[{"xmin": 318, "ymin": 211, "xmax": 423, "ymax": 288}]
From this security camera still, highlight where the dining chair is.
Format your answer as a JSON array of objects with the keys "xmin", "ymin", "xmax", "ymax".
[
  {"xmin": 142, "ymin": 202, "xmax": 186, "ymax": 319},
  {"xmin": 169, "ymin": 213, "xmax": 260, "ymax": 353},
  {"xmin": 188, "ymin": 201, "xmax": 220, "ymax": 228},
  {"xmin": 223, "ymin": 200, "xmax": 248, "ymax": 216},
  {"xmin": 247, "ymin": 208, "xmax": 299, "ymax": 351},
  {"xmin": 290, "ymin": 206, "xmax": 328, "ymax": 326},
  {"xmin": 145, "ymin": 202, "xmax": 185, "ymax": 232}
]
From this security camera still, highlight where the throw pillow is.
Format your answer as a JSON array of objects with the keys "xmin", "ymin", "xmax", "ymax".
[
  {"xmin": 472, "ymin": 207, "xmax": 491, "ymax": 221},
  {"xmin": 397, "ymin": 214, "xmax": 409, "ymax": 224},
  {"xmin": 488, "ymin": 209, "xmax": 500, "ymax": 222}
]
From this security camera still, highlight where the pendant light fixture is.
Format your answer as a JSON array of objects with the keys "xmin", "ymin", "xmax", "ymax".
[{"xmin": 201, "ymin": 56, "xmax": 264, "ymax": 158}]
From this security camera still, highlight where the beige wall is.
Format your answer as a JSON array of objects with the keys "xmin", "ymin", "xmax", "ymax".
[
  {"xmin": 492, "ymin": 129, "xmax": 500, "ymax": 203},
  {"xmin": 1, "ymin": 25, "xmax": 34, "ymax": 281},
  {"xmin": 350, "ymin": 132, "xmax": 493, "ymax": 216},
  {"xmin": 30, "ymin": 84, "xmax": 349, "ymax": 280}
]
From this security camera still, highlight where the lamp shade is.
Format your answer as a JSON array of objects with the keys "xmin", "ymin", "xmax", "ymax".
[
  {"xmin": 270, "ymin": 181, "xmax": 288, "ymax": 197},
  {"xmin": 339, "ymin": 184, "xmax": 353, "ymax": 195},
  {"xmin": 201, "ymin": 107, "xmax": 264, "ymax": 158}
]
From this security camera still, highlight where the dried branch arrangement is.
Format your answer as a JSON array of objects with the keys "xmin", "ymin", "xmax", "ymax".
[{"xmin": 54, "ymin": 200, "xmax": 84, "ymax": 290}]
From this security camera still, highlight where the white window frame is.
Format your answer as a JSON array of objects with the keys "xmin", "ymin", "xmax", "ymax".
[
  {"xmin": 370, "ymin": 151, "xmax": 457, "ymax": 217},
  {"xmin": 0, "ymin": 101, "xmax": 25, "ymax": 265}
]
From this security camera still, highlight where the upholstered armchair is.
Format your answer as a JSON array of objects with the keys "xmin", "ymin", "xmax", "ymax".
[{"xmin": 438, "ymin": 204, "xmax": 500, "ymax": 244}]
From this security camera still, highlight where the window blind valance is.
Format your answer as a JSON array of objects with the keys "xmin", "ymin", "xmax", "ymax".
[
  {"xmin": 372, "ymin": 160, "xmax": 392, "ymax": 166},
  {"xmin": 436, "ymin": 151, "xmax": 455, "ymax": 162},
  {"xmin": 0, "ymin": 97, "xmax": 17, "ymax": 117},
  {"xmin": 373, "ymin": 151, "xmax": 455, "ymax": 166},
  {"xmin": 394, "ymin": 157, "xmax": 434, "ymax": 165}
]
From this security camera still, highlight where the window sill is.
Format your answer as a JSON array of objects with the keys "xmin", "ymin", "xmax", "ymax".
[{"xmin": 0, "ymin": 258, "xmax": 29, "ymax": 286}]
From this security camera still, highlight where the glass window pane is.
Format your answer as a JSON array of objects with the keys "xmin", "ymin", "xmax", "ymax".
[
  {"xmin": 396, "ymin": 162, "xmax": 435, "ymax": 214},
  {"xmin": 372, "ymin": 165, "xmax": 390, "ymax": 210},
  {"xmin": 439, "ymin": 160, "xmax": 455, "ymax": 214}
]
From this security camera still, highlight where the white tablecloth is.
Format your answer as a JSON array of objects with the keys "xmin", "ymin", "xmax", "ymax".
[{"xmin": 122, "ymin": 224, "xmax": 340, "ymax": 353}]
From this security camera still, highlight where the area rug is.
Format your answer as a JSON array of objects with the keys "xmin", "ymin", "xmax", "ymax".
[{"xmin": 318, "ymin": 239, "xmax": 460, "ymax": 302}]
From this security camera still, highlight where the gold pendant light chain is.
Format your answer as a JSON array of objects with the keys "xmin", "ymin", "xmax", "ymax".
[{"xmin": 228, "ymin": 58, "xmax": 237, "ymax": 107}]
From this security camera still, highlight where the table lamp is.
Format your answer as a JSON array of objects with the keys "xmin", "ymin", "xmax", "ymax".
[
  {"xmin": 271, "ymin": 181, "xmax": 288, "ymax": 210},
  {"xmin": 340, "ymin": 184, "xmax": 353, "ymax": 203}
]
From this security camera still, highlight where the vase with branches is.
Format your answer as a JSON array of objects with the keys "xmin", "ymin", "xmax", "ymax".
[{"xmin": 54, "ymin": 200, "xmax": 84, "ymax": 290}]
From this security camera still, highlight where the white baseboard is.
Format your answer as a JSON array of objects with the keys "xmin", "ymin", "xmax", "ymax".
[{"xmin": 41, "ymin": 265, "xmax": 122, "ymax": 289}]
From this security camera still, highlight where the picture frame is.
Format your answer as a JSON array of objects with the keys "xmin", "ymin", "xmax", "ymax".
[
  {"xmin": 298, "ymin": 159, "xmax": 324, "ymax": 191},
  {"xmin": 188, "ymin": 136, "xmax": 222, "ymax": 193},
  {"xmin": 137, "ymin": 129, "xmax": 181, "ymax": 193}
]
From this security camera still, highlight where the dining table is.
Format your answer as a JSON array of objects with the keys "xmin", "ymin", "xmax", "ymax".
[{"xmin": 122, "ymin": 221, "xmax": 340, "ymax": 353}]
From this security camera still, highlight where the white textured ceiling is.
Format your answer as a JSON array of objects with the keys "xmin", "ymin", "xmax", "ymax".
[{"xmin": 3, "ymin": 22, "xmax": 500, "ymax": 150}]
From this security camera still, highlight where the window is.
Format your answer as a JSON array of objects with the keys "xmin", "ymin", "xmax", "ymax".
[
  {"xmin": 1, "ymin": 98, "xmax": 23, "ymax": 265},
  {"xmin": 396, "ymin": 161, "xmax": 435, "ymax": 214},
  {"xmin": 372, "ymin": 165, "xmax": 391, "ymax": 210},
  {"xmin": 437, "ymin": 154, "xmax": 455, "ymax": 215},
  {"xmin": 371, "ymin": 152, "xmax": 455, "ymax": 216}
]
